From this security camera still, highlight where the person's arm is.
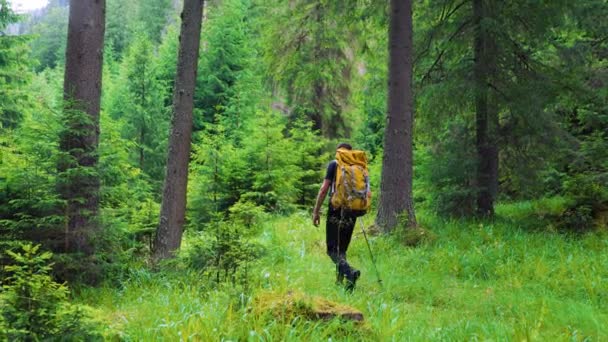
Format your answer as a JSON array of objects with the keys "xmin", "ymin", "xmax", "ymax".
[{"xmin": 312, "ymin": 179, "xmax": 331, "ymax": 226}]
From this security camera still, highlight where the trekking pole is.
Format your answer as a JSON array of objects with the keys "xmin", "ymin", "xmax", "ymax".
[{"xmin": 359, "ymin": 219, "xmax": 382, "ymax": 286}]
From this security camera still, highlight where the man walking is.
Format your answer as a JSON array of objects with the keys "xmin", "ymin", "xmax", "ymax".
[{"xmin": 313, "ymin": 143, "xmax": 370, "ymax": 290}]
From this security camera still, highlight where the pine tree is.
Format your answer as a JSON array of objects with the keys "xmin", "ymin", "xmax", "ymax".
[
  {"xmin": 137, "ymin": 0, "xmax": 173, "ymax": 43},
  {"xmin": 260, "ymin": 0, "xmax": 358, "ymax": 138},
  {"xmin": 104, "ymin": 0, "xmax": 136, "ymax": 59},
  {"xmin": 108, "ymin": 34, "xmax": 169, "ymax": 193},
  {"xmin": 376, "ymin": 0, "xmax": 416, "ymax": 231},
  {"xmin": 289, "ymin": 117, "xmax": 327, "ymax": 207},
  {"xmin": 29, "ymin": 5, "xmax": 68, "ymax": 71},
  {"xmin": 0, "ymin": 0, "xmax": 31, "ymax": 128},
  {"xmin": 58, "ymin": 0, "xmax": 106, "ymax": 255},
  {"xmin": 195, "ymin": 0, "xmax": 255, "ymax": 132},
  {"xmin": 154, "ymin": 0, "xmax": 205, "ymax": 261},
  {"xmin": 415, "ymin": 0, "xmax": 569, "ymax": 216},
  {"xmin": 240, "ymin": 110, "xmax": 298, "ymax": 212}
]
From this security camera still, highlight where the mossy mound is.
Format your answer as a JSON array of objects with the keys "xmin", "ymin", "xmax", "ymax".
[
  {"xmin": 252, "ymin": 290, "xmax": 364, "ymax": 322},
  {"xmin": 401, "ymin": 225, "xmax": 437, "ymax": 247}
]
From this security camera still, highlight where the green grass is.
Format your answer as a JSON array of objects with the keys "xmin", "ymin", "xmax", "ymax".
[{"xmin": 77, "ymin": 209, "xmax": 608, "ymax": 341}]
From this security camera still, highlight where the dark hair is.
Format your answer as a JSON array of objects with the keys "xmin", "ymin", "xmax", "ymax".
[{"xmin": 337, "ymin": 143, "xmax": 352, "ymax": 150}]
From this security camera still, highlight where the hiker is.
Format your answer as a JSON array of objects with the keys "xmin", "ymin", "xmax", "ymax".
[{"xmin": 312, "ymin": 143, "xmax": 371, "ymax": 290}]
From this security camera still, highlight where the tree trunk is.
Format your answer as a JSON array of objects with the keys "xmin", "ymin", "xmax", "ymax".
[
  {"xmin": 310, "ymin": 2, "xmax": 324, "ymax": 135},
  {"xmin": 59, "ymin": 0, "xmax": 105, "ymax": 255},
  {"xmin": 376, "ymin": 0, "xmax": 416, "ymax": 231},
  {"xmin": 473, "ymin": 0, "xmax": 499, "ymax": 216},
  {"xmin": 153, "ymin": 0, "xmax": 204, "ymax": 261}
]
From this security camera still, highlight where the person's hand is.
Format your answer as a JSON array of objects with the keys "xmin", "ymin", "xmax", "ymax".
[{"xmin": 313, "ymin": 211, "xmax": 320, "ymax": 227}]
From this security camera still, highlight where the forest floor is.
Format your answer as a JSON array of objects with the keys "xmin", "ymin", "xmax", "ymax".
[{"xmin": 77, "ymin": 201, "xmax": 608, "ymax": 341}]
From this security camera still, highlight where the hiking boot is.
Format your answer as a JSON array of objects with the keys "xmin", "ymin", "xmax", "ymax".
[
  {"xmin": 345, "ymin": 269, "xmax": 360, "ymax": 292},
  {"xmin": 335, "ymin": 259, "xmax": 350, "ymax": 285},
  {"xmin": 336, "ymin": 259, "xmax": 350, "ymax": 285},
  {"xmin": 336, "ymin": 270, "xmax": 344, "ymax": 285}
]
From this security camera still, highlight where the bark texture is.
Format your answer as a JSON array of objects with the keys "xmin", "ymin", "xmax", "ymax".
[
  {"xmin": 59, "ymin": 0, "xmax": 105, "ymax": 254},
  {"xmin": 473, "ymin": 0, "xmax": 499, "ymax": 216},
  {"xmin": 376, "ymin": 0, "xmax": 416, "ymax": 231},
  {"xmin": 153, "ymin": 0, "xmax": 204, "ymax": 261}
]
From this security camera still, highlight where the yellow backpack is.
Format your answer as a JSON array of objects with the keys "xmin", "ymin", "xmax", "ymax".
[{"xmin": 330, "ymin": 148, "xmax": 371, "ymax": 215}]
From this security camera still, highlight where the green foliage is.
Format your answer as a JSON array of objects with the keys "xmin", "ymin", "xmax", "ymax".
[
  {"xmin": 241, "ymin": 110, "xmax": 299, "ymax": 212},
  {"xmin": 189, "ymin": 120, "xmax": 242, "ymax": 224},
  {"xmin": 29, "ymin": 5, "xmax": 68, "ymax": 71},
  {"xmin": 189, "ymin": 110, "xmax": 321, "ymax": 224},
  {"xmin": 352, "ymin": 10, "xmax": 388, "ymax": 160},
  {"xmin": 136, "ymin": 0, "xmax": 173, "ymax": 44},
  {"xmin": 195, "ymin": 0, "xmax": 257, "ymax": 131},
  {"xmin": 418, "ymin": 118, "xmax": 477, "ymax": 217},
  {"xmin": 0, "ymin": 4, "xmax": 32, "ymax": 128},
  {"xmin": 105, "ymin": 0, "xmax": 136, "ymax": 59},
  {"xmin": 0, "ymin": 244, "xmax": 106, "ymax": 340},
  {"xmin": 154, "ymin": 23, "xmax": 179, "ymax": 107},
  {"xmin": 97, "ymin": 112, "xmax": 160, "ymax": 271},
  {"xmin": 106, "ymin": 33, "xmax": 170, "ymax": 194},
  {"xmin": 259, "ymin": 0, "xmax": 360, "ymax": 138},
  {"xmin": 289, "ymin": 118, "xmax": 328, "ymax": 207},
  {"xmin": 547, "ymin": 2, "xmax": 608, "ymax": 232},
  {"xmin": 0, "ymin": 0, "xmax": 19, "ymax": 30},
  {"xmin": 559, "ymin": 174, "xmax": 607, "ymax": 232},
  {"xmin": 71, "ymin": 214, "xmax": 608, "ymax": 340},
  {"xmin": 228, "ymin": 199, "xmax": 267, "ymax": 228},
  {"xmin": 0, "ymin": 70, "xmax": 64, "ymax": 252},
  {"xmin": 180, "ymin": 219, "xmax": 264, "ymax": 286},
  {"xmin": 414, "ymin": 0, "xmax": 575, "ymax": 214}
]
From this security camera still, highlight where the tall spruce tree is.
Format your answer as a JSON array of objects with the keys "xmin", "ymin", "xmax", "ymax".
[
  {"xmin": 108, "ymin": 34, "xmax": 169, "ymax": 194},
  {"xmin": 195, "ymin": 0, "xmax": 253, "ymax": 132},
  {"xmin": 154, "ymin": 0, "xmax": 204, "ymax": 261},
  {"xmin": 58, "ymin": 0, "xmax": 105, "ymax": 254},
  {"xmin": 261, "ymin": 0, "xmax": 357, "ymax": 138},
  {"xmin": 29, "ymin": 5, "xmax": 68, "ymax": 71},
  {"xmin": 0, "ymin": 1, "xmax": 31, "ymax": 129},
  {"xmin": 415, "ymin": 0, "xmax": 569, "ymax": 216},
  {"xmin": 376, "ymin": 0, "xmax": 416, "ymax": 231},
  {"xmin": 473, "ymin": 0, "xmax": 498, "ymax": 216}
]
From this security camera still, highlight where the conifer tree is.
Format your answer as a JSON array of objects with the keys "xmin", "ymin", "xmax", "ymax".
[
  {"xmin": 137, "ymin": 0, "xmax": 173, "ymax": 43},
  {"xmin": 289, "ymin": 118, "xmax": 327, "ymax": 207},
  {"xmin": 104, "ymin": 0, "xmax": 135, "ymax": 59},
  {"xmin": 240, "ymin": 110, "xmax": 298, "ymax": 212},
  {"xmin": 376, "ymin": 0, "xmax": 416, "ymax": 231},
  {"xmin": 415, "ymin": 0, "xmax": 570, "ymax": 216},
  {"xmin": 154, "ymin": 0, "xmax": 204, "ymax": 261},
  {"xmin": 195, "ymin": 0, "xmax": 254, "ymax": 132},
  {"xmin": 58, "ymin": 0, "xmax": 106, "ymax": 254},
  {"xmin": 261, "ymin": 0, "xmax": 357, "ymax": 138},
  {"xmin": 108, "ymin": 34, "xmax": 169, "ymax": 193},
  {"xmin": 29, "ymin": 5, "xmax": 68, "ymax": 71},
  {"xmin": 0, "ymin": 0, "xmax": 31, "ymax": 128}
]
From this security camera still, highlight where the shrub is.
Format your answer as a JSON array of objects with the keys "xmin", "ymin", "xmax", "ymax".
[
  {"xmin": 556, "ymin": 174, "xmax": 608, "ymax": 232},
  {"xmin": 0, "ymin": 244, "xmax": 107, "ymax": 340},
  {"xmin": 417, "ymin": 119, "xmax": 477, "ymax": 217},
  {"xmin": 180, "ymin": 220, "xmax": 264, "ymax": 286}
]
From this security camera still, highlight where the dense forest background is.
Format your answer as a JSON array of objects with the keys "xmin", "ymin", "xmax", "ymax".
[{"xmin": 0, "ymin": 0, "xmax": 607, "ymax": 339}]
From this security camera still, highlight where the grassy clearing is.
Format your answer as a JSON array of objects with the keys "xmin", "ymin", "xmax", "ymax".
[{"xmin": 78, "ymin": 209, "xmax": 608, "ymax": 341}]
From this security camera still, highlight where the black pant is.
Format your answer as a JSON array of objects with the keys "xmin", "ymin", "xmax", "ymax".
[{"xmin": 326, "ymin": 206, "xmax": 357, "ymax": 270}]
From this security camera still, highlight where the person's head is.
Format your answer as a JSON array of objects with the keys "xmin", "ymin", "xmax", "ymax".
[{"xmin": 336, "ymin": 143, "xmax": 352, "ymax": 151}]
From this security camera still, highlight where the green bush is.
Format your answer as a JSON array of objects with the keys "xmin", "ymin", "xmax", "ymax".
[
  {"xmin": 557, "ymin": 174, "xmax": 608, "ymax": 232},
  {"xmin": 418, "ymin": 119, "xmax": 477, "ymax": 217},
  {"xmin": 0, "ymin": 244, "xmax": 107, "ymax": 340},
  {"xmin": 180, "ymin": 220, "xmax": 264, "ymax": 286}
]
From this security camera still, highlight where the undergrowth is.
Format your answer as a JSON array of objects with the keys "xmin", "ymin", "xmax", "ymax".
[{"xmin": 75, "ymin": 208, "xmax": 608, "ymax": 341}]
